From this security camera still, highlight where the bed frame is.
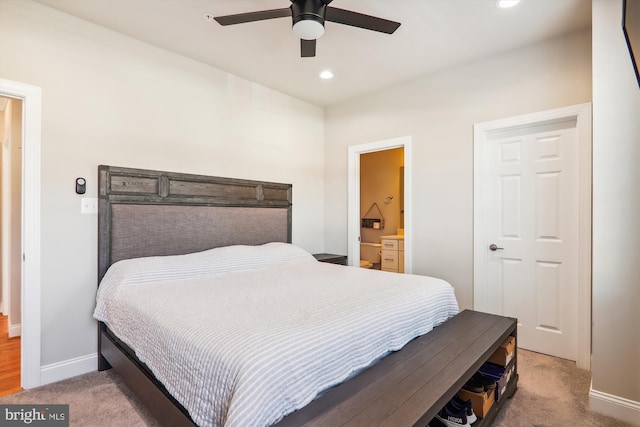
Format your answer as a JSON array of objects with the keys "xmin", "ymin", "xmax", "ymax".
[{"xmin": 97, "ymin": 165, "xmax": 518, "ymax": 427}]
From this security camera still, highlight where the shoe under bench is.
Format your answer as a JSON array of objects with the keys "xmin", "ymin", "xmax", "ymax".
[{"xmin": 275, "ymin": 309, "xmax": 518, "ymax": 427}]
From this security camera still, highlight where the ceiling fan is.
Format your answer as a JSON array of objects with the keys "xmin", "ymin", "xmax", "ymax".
[{"xmin": 214, "ymin": 0, "xmax": 401, "ymax": 58}]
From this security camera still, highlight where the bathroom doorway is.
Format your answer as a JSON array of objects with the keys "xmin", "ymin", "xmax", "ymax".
[
  {"xmin": 360, "ymin": 148, "xmax": 404, "ymax": 270},
  {"xmin": 347, "ymin": 136, "xmax": 412, "ymax": 273}
]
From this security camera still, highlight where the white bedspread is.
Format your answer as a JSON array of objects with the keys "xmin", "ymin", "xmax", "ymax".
[{"xmin": 94, "ymin": 243, "xmax": 459, "ymax": 427}]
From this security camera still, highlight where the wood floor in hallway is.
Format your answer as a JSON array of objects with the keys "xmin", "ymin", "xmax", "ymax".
[{"xmin": 0, "ymin": 313, "xmax": 21, "ymax": 397}]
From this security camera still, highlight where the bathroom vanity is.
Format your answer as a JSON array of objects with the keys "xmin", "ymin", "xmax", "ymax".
[{"xmin": 381, "ymin": 235, "xmax": 404, "ymax": 273}]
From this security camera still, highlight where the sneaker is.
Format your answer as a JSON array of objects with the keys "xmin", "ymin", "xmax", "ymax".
[
  {"xmin": 435, "ymin": 402, "xmax": 470, "ymax": 427},
  {"xmin": 450, "ymin": 395, "xmax": 477, "ymax": 424}
]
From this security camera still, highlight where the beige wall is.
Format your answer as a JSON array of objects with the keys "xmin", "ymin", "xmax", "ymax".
[
  {"xmin": 324, "ymin": 29, "xmax": 592, "ymax": 309},
  {"xmin": 0, "ymin": 100, "xmax": 4, "ymax": 314},
  {"xmin": 360, "ymin": 148, "xmax": 403, "ymax": 244},
  {"xmin": 0, "ymin": 96, "xmax": 22, "ymax": 331},
  {"xmin": 0, "ymin": 99, "xmax": 5, "ymax": 315},
  {"xmin": 9, "ymin": 99, "xmax": 22, "ymax": 329},
  {"xmin": 0, "ymin": 0, "xmax": 325, "ymax": 366},
  {"xmin": 591, "ymin": 0, "xmax": 640, "ymax": 418}
]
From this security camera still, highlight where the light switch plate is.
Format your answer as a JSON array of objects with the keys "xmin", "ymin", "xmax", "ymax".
[{"xmin": 81, "ymin": 197, "xmax": 98, "ymax": 214}]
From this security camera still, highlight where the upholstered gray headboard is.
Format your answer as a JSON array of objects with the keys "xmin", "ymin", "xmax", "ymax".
[{"xmin": 98, "ymin": 165, "xmax": 292, "ymax": 281}]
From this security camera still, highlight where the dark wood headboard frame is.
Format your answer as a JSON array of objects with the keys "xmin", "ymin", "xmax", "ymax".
[{"xmin": 97, "ymin": 165, "xmax": 292, "ymax": 282}]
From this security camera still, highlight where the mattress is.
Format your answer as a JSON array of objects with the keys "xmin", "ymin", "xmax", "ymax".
[{"xmin": 94, "ymin": 243, "xmax": 459, "ymax": 427}]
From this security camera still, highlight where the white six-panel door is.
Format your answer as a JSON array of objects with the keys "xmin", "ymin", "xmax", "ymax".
[
  {"xmin": 485, "ymin": 120, "xmax": 579, "ymax": 360},
  {"xmin": 474, "ymin": 104, "xmax": 592, "ymax": 368}
]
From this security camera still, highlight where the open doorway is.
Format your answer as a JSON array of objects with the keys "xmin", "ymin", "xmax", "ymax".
[
  {"xmin": 0, "ymin": 78, "xmax": 42, "ymax": 391},
  {"xmin": 0, "ymin": 95, "xmax": 22, "ymax": 396},
  {"xmin": 348, "ymin": 136, "xmax": 412, "ymax": 273},
  {"xmin": 360, "ymin": 147, "xmax": 404, "ymax": 271}
]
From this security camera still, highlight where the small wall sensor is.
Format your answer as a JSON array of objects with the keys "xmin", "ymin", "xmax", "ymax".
[{"xmin": 76, "ymin": 177, "xmax": 86, "ymax": 194}]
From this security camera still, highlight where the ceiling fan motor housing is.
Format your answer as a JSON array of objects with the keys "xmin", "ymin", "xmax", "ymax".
[{"xmin": 291, "ymin": 0, "xmax": 328, "ymax": 39}]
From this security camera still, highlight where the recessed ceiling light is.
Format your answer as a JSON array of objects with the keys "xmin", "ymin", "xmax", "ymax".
[
  {"xmin": 495, "ymin": 0, "xmax": 520, "ymax": 8},
  {"xmin": 319, "ymin": 70, "xmax": 334, "ymax": 80}
]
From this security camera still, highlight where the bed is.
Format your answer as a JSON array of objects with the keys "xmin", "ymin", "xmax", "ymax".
[{"xmin": 95, "ymin": 165, "xmax": 517, "ymax": 427}]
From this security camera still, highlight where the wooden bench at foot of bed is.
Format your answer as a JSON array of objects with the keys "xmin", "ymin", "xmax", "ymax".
[
  {"xmin": 275, "ymin": 309, "xmax": 518, "ymax": 427},
  {"xmin": 100, "ymin": 309, "xmax": 517, "ymax": 427}
]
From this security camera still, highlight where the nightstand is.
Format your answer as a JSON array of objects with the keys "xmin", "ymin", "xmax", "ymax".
[{"xmin": 313, "ymin": 253, "xmax": 348, "ymax": 266}]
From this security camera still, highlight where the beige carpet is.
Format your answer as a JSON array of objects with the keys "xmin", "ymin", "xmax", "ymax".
[
  {"xmin": 0, "ymin": 369, "xmax": 160, "ymax": 427},
  {"xmin": 493, "ymin": 349, "xmax": 632, "ymax": 427},
  {"xmin": 0, "ymin": 349, "xmax": 633, "ymax": 427}
]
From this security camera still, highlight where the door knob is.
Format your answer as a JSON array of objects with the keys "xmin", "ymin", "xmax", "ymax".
[{"xmin": 489, "ymin": 244, "xmax": 504, "ymax": 251}]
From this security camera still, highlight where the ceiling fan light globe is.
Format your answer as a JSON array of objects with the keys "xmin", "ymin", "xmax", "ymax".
[{"xmin": 293, "ymin": 19, "xmax": 325, "ymax": 40}]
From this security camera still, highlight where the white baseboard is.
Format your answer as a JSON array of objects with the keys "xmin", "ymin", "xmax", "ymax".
[
  {"xmin": 40, "ymin": 353, "xmax": 97, "ymax": 386},
  {"xmin": 8, "ymin": 323, "xmax": 21, "ymax": 338},
  {"xmin": 590, "ymin": 386, "xmax": 640, "ymax": 426}
]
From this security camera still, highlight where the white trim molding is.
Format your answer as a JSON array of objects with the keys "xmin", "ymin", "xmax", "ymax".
[
  {"xmin": 348, "ymin": 136, "xmax": 412, "ymax": 273},
  {"xmin": 40, "ymin": 353, "xmax": 97, "ymax": 386},
  {"xmin": 8, "ymin": 323, "xmax": 21, "ymax": 338},
  {"xmin": 0, "ymin": 78, "xmax": 42, "ymax": 389},
  {"xmin": 590, "ymin": 385, "xmax": 640, "ymax": 426}
]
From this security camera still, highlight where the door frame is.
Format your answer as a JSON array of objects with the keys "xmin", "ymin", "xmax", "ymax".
[
  {"xmin": 348, "ymin": 136, "xmax": 412, "ymax": 273},
  {"xmin": 0, "ymin": 78, "xmax": 42, "ymax": 388},
  {"xmin": 473, "ymin": 103, "xmax": 592, "ymax": 370}
]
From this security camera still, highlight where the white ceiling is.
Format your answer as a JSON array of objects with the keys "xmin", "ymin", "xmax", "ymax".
[{"xmin": 34, "ymin": 0, "xmax": 591, "ymax": 107}]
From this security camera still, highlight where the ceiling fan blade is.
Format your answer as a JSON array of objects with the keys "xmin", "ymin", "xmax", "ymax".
[
  {"xmin": 325, "ymin": 7, "xmax": 400, "ymax": 34},
  {"xmin": 301, "ymin": 39, "xmax": 316, "ymax": 57},
  {"xmin": 214, "ymin": 8, "xmax": 291, "ymax": 26}
]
